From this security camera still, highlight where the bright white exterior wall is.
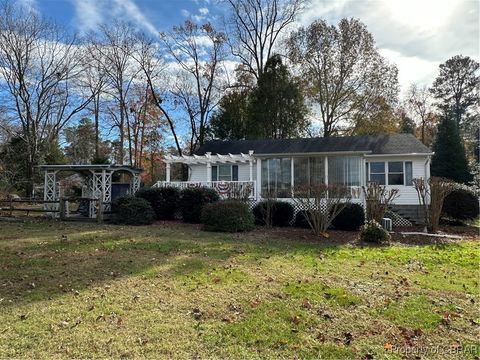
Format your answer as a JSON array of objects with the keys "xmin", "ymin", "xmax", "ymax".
[
  {"xmin": 365, "ymin": 155, "xmax": 429, "ymax": 205},
  {"xmin": 189, "ymin": 163, "xmax": 256, "ymax": 182},
  {"xmin": 187, "ymin": 154, "xmax": 430, "ymax": 205}
]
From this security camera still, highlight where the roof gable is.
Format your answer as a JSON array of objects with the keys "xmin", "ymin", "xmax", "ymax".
[{"xmin": 195, "ymin": 134, "xmax": 431, "ymax": 156}]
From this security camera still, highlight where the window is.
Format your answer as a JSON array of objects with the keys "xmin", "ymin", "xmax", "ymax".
[
  {"xmin": 367, "ymin": 161, "xmax": 413, "ymax": 186},
  {"xmin": 262, "ymin": 158, "xmax": 291, "ymax": 197},
  {"xmin": 211, "ymin": 165, "xmax": 238, "ymax": 181},
  {"xmin": 293, "ymin": 157, "xmax": 325, "ymax": 187},
  {"xmin": 388, "ymin": 162, "xmax": 404, "ymax": 185},
  {"xmin": 328, "ymin": 156, "xmax": 361, "ymax": 186},
  {"xmin": 405, "ymin": 161, "xmax": 413, "ymax": 186},
  {"xmin": 369, "ymin": 162, "xmax": 385, "ymax": 185}
]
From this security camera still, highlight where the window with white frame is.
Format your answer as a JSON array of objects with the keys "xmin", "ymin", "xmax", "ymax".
[
  {"xmin": 328, "ymin": 156, "xmax": 362, "ymax": 186},
  {"xmin": 369, "ymin": 162, "xmax": 386, "ymax": 185},
  {"xmin": 293, "ymin": 157, "xmax": 325, "ymax": 187},
  {"xmin": 211, "ymin": 165, "xmax": 238, "ymax": 181},
  {"xmin": 367, "ymin": 161, "xmax": 413, "ymax": 186},
  {"xmin": 261, "ymin": 158, "xmax": 291, "ymax": 197},
  {"xmin": 388, "ymin": 161, "xmax": 404, "ymax": 185}
]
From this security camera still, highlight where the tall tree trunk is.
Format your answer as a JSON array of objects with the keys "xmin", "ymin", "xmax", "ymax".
[{"xmin": 94, "ymin": 93, "xmax": 100, "ymax": 159}]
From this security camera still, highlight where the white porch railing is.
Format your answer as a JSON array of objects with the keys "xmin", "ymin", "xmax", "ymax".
[{"xmin": 153, "ymin": 181, "xmax": 257, "ymax": 200}]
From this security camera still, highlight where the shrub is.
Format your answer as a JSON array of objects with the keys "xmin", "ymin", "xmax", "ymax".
[
  {"xmin": 442, "ymin": 188, "xmax": 479, "ymax": 221},
  {"xmin": 253, "ymin": 200, "xmax": 294, "ymax": 226},
  {"xmin": 179, "ymin": 187, "xmax": 220, "ymax": 223},
  {"xmin": 136, "ymin": 187, "xmax": 180, "ymax": 220},
  {"xmin": 294, "ymin": 210, "xmax": 311, "ymax": 228},
  {"xmin": 331, "ymin": 203, "xmax": 365, "ymax": 231},
  {"xmin": 201, "ymin": 201, "xmax": 255, "ymax": 232},
  {"xmin": 360, "ymin": 220, "xmax": 390, "ymax": 244},
  {"xmin": 111, "ymin": 196, "xmax": 154, "ymax": 225}
]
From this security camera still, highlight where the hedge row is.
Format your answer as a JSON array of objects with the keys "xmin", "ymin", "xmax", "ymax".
[{"xmin": 112, "ymin": 186, "xmax": 367, "ymax": 231}]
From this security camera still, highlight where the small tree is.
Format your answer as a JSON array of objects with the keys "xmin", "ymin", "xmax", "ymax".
[
  {"xmin": 431, "ymin": 115, "xmax": 472, "ymax": 184},
  {"xmin": 292, "ymin": 184, "xmax": 351, "ymax": 237},
  {"xmin": 413, "ymin": 177, "xmax": 455, "ymax": 233},
  {"xmin": 255, "ymin": 190, "xmax": 277, "ymax": 228},
  {"xmin": 362, "ymin": 182, "xmax": 399, "ymax": 222}
]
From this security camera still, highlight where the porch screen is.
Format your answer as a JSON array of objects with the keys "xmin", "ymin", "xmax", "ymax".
[
  {"xmin": 261, "ymin": 158, "xmax": 291, "ymax": 197},
  {"xmin": 293, "ymin": 157, "xmax": 325, "ymax": 187},
  {"xmin": 328, "ymin": 156, "xmax": 361, "ymax": 186}
]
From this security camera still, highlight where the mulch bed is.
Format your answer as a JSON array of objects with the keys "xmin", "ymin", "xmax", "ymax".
[{"xmin": 157, "ymin": 219, "xmax": 479, "ymax": 247}]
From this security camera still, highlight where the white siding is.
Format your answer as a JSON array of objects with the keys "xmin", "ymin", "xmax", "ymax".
[
  {"xmin": 189, "ymin": 163, "xmax": 255, "ymax": 182},
  {"xmin": 189, "ymin": 165, "xmax": 208, "ymax": 182},
  {"xmin": 365, "ymin": 155, "xmax": 429, "ymax": 205}
]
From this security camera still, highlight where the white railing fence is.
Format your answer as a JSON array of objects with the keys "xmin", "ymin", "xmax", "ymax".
[{"xmin": 153, "ymin": 181, "xmax": 256, "ymax": 200}]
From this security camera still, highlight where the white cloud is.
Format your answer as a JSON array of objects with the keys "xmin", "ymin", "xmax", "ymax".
[
  {"xmin": 17, "ymin": 0, "xmax": 38, "ymax": 13},
  {"xmin": 378, "ymin": 49, "xmax": 439, "ymax": 95},
  {"xmin": 112, "ymin": 0, "xmax": 157, "ymax": 35},
  {"xmin": 72, "ymin": 0, "xmax": 103, "ymax": 34},
  {"xmin": 181, "ymin": 9, "xmax": 190, "ymax": 17},
  {"xmin": 72, "ymin": 0, "xmax": 158, "ymax": 36},
  {"xmin": 297, "ymin": 0, "xmax": 479, "ymax": 93},
  {"xmin": 199, "ymin": 7, "xmax": 209, "ymax": 16}
]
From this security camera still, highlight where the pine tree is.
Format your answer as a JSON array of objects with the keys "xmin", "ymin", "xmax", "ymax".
[
  {"xmin": 247, "ymin": 54, "xmax": 308, "ymax": 139},
  {"xmin": 431, "ymin": 114, "xmax": 472, "ymax": 183}
]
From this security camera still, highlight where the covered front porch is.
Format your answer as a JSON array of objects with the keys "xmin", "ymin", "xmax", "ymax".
[
  {"xmin": 154, "ymin": 152, "xmax": 257, "ymax": 199},
  {"xmin": 155, "ymin": 151, "xmax": 368, "ymax": 202}
]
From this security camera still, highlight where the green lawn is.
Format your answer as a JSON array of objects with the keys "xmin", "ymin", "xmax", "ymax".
[{"xmin": 0, "ymin": 220, "xmax": 478, "ymax": 359}]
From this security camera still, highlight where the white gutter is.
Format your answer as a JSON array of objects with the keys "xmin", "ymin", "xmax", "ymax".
[
  {"xmin": 253, "ymin": 150, "xmax": 372, "ymax": 157},
  {"xmin": 365, "ymin": 153, "xmax": 434, "ymax": 157}
]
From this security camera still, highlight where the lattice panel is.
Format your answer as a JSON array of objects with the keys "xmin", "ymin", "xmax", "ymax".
[
  {"xmin": 384, "ymin": 210, "xmax": 413, "ymax": 227},
  {"xmin": 43, "ymin": 171, "xmax": 59, "ymax": 215}
]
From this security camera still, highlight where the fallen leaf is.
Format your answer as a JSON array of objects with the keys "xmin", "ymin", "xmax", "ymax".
[
  {"xmin": 301, "ymin": 299, "xmax": 313, "ymax": 309},
  {"xmin": 290, "ymin": 315, "xmax": 301, "ymax": 325},
  {"xmin": 384, "ymin": 343, "xmax": 393, "ymax": 350},
  {"xmin": 344, "ymin": 332, "xmax": 353, "ymax": 345}
]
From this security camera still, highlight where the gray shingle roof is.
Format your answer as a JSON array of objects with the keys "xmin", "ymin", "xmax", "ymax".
[{"xmin": 195, "ymin": 134, "xmax": 431, "ymax": 156}]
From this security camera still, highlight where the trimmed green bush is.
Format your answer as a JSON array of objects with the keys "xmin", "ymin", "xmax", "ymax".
[
  {"xmin": 111, "ymin": 196, "xmax": 155, "ymax": 225},
  {"xmin": 136, "ymin": 187, "xmax": 180, "ymax": 220},
  {"xmin": 331, "ymin": 203, "xmax": 365, "ymax": 231},
  {"xmin": 442, "ymin": 188, "xmax": 479, "ymax": 221},
  {"xmin": 201, "ymin": 201, "xmax": 254, "ymax": 232},
  {"xmin": 253, "ymin": 200, "xmax": 294, "ymax": 226},
  {"xmin": 360, "ymin": 220, "xmax": 390, "ymax": 244},
  {"xmin": 180, "ymin": 187, "xmax": 220, "ymax": 223}
]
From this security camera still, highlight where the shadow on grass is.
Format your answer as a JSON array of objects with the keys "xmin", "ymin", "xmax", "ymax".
[
  {"xmin": 0, "ymin": 220, "xmax": 346, "ymax": 307},
  {"xmin": 1, "ymin": 219, "xmax": 475, "ymax": 308}
]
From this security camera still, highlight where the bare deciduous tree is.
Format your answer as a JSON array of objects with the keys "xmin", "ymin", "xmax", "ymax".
[
  {"xmin": 90, "ymin": 22, "xmax": 140, "ymax": 165},
  {"xmin": 82, "ymin": 42, "xmax": 108, "ymax": 160},
  {"xmin": 161, "ymin": 21, "xmax": 227, "ymax": 154},
  {"xmin": 362, "ymin": 182, "xmax": 399, "ymax": 222},
  {"xmin": 413, "ymin": 177, "xmax": 455, "ymax": 233},
  {"xmin": 134, "ymin": 35, "xmax": 183, "ymax": 156},
  {"xmin": 406, "ymin": 83, "xmax": 435, "ymax": 145},
  {"xmin": 0, "ymin": 1, "xmax": 93, "ymax": 195},
  {"xmin": 224, "ymin": 0, "xmax": 305, "ymax": 80},
  {"xmin": 292, "ymin": 184, "xmax": 351, "ymax": 237},
  {"xmin": 287, "ymin": 18, "xmax": 399, "ymax": 137}
]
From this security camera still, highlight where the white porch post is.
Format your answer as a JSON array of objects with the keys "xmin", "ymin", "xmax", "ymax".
[
  {"xmin": 291, "ymin": 157, "xmax": 295, "ymax": 197},
  {"xmin": 324, "ymin": 156, "xmax": 329, "ymax": 185},
  {"xmin": 248, "ymin": 150, "xmax": 254, "ymax": 181},
  {"xmin": 256, "ymin": 158, "xmax": 262, "ymax": 200},
  {"xmin": 206, "ymin": 152, "xmax": 212, "ymax": 183},
  {"xmin": 166, "ymin": 162, "xmax": 171, "ymax": 182}
]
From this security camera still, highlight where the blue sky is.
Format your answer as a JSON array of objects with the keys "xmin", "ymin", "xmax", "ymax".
[{"xmin": 23, "ymin": 0, "xmax": 479, "ymax": 94}]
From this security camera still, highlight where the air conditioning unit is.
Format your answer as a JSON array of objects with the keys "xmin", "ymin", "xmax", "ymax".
[{"xmin": 381, "ymin": 217, "xmax": 392, "ymax": 231}]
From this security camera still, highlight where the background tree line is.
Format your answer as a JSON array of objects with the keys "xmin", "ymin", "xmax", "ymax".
[{"xmin": 0, "ymin": 0, "xmax": 478, "ymax": 197}]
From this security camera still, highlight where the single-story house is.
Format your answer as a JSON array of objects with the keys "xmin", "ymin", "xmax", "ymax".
[{"xmin": 155, "ymin": 134, "xmax": 433, "ymax": 223}]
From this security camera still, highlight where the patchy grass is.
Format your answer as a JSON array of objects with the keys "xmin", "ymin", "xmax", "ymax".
[{"xmin": 0, "ymin": 220, "xmax": 479, "ymax": 359}]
